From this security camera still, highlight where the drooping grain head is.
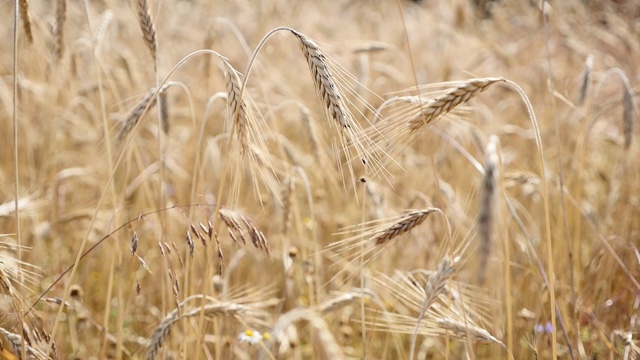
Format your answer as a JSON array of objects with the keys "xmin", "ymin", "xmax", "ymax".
[
  {"xmin": 409, "ymin": 78, "xmax": 504, "ymax": 131},
  {"xmin": 289, "ymin": 29, "xmax": 388, "ymax": 185},
  {"xmin": 371, "ymin": 78, "xmax": 503, "ymax": 158},
  {"xmin": 222, "ymin": 60, "xmax": 250, "ymax": 156}
]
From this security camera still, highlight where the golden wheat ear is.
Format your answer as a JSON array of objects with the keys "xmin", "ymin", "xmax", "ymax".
[
  {"xmin": 289, "ymin": 30, "xmax": 391, "ymax": 188},
  {"xmin": 115, "ymin": 83, "xmax": 172, "ymax": 147},
  {"xmin": 370, "ymin": 77, "xmax": 504, "ymax": 157},
  {"xmin": 221, "ymin": 59, "xmax": 281, "ymax": 203},
  {"xmin": 324, "ymin": 208, "xmax": 441, "ymax": 286},
  {"xmin": 135, "ymin": 0, "xmax": 157, "ymax": 63},
  {"xmin": 147, "ymin": 290, "xmax": 278, "ymax": 359}
]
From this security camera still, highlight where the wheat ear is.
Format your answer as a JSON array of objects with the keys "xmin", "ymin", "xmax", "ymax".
[
  {"xmin": 218, "ymin": 207, "xmax": 270, "ymax": 256},
  {"xmin": 0, "ymin": 327, "xmax": 46, "ymax": 360},
  {"xmin": 409, "ymin": 256, "xmax": 460, "ymax": 359},
  {"xmin": 327, "ymin": 208, "xmax": 439, "ymax": 270},
  {"xmin": 115, "ymin": 83, "xmax": 170, "ymax": 146},
  {"xmin": 371, "ymin": 78, "xmax": 503, "ymax": 155},
  {"xmin": 578, "ymin": 55, "xmax": 593, "ymax": 105},
  {"xmin": 19, "ymin": 0, "xmax": 33, "ymax": 43},
  {"xmin": 289, "ymin": 29, "xmax": 387, "ymax": 183},
  {"xmin": 53, "ymin": 0, "xmax": 66, "ymax": 62},
  {"xmin": 372, "ymin": 209, "xmax": 437, "ymax": 246},
  {"xmin": 409, "ymin": 78, "xmax": 503, "ymax": 131},
  {"xmin": 477, "ymin": 135, "xmax": 499, "ymax": 285},
  {"xmin": 135, "ymin": 0, "xmax": 157, "ymax": 62},
  {"xmin": 222, "ymin": 60, "xmax": 250, "ymax": 155}
]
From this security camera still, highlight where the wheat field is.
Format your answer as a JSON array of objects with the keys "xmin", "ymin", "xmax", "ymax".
[{"xmin": 0, "ymin": 0, "xmax": 638, "ymax": 359}]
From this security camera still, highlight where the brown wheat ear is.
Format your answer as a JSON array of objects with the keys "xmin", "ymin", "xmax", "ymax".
[
  {"xmin": 579, "ymin": 55, "xmax": 593, "ymax": 105},
  {"xmin": 371, "ymin": 78, "xmax": 503, "ymax": 156},
  {"xmin": 19, "ymin": 0, "xmax": 33, "ymax": 44},
  {"xmin": 218, "ymin": 207, "xmax": 270, "ymax": 256},
  {"xmin": 477, "ymin": 135, "xmax": 499, "ymax": 285},
  {"xmin": 115, "ymin": 84, "xmax": 170, "ymax": 146},
  {"xmin": 327, "ymin": 208, "xmax": 440, "ymax": 269},
  {"xmin": 289, "ymin": 29, "xmax": 386, "ymax": 184},
  {"xmin": 53, "ymin": 0, "xmax": 66, "ymax": 62},
  {"xmin": 372, "ymin": 209, "xmax": 438, "ymax": 246},
  {"xmin": 135, "ymin": 0, "xmax": 157, "ymax": 62}
]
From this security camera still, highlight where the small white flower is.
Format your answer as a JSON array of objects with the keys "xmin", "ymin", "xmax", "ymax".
[{"xmin": 238, "ymin": 329, "xmax": 262, "ymax": 345}]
